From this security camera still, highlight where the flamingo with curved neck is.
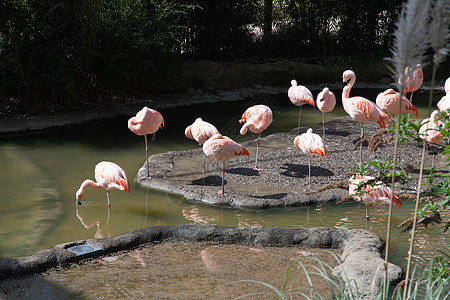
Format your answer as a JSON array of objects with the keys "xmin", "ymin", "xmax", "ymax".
[
  {"xmin": 342, "ymin": 70, "xmax": 389, "ymax": 163},
  {"xmin": 76, "ymin": 161, "xmax": 130, "ymax": 208}
]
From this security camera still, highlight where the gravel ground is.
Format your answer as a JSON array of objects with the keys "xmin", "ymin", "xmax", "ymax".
[{"xmin": 139, "ymin": 116, "xmax": 434, "ymax": 208}]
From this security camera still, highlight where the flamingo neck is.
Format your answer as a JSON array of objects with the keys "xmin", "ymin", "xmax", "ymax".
[
  {"xmin": 342, "ymin": 76, "xmax": 355, "ymax": 101},
  {"xmin": 76, "ymin": 179, "xmax": 101, "ymax": 200}
]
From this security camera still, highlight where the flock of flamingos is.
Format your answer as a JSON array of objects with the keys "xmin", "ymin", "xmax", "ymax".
[{"xmin": 75, "ymin": 68, "xmax": 450, "ymax": 214}]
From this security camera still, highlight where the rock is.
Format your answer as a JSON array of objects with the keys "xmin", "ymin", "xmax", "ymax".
[{"xmin": 137, "ymin": 117, "xmax": 422, "ymax": 209}]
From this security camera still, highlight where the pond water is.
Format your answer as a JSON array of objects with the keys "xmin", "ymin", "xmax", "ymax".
[{"xmin": 0, "ymin": 88, "xmax": 447, "ymax": 272}]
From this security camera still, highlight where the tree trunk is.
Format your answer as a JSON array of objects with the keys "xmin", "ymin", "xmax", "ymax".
[{"xmin": 263, "ymin": 0, "xmax": 272, "ymax": 43}]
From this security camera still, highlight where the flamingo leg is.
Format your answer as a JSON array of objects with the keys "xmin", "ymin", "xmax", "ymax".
[
  {"xmin": 218, "ymin": 161, "xmax": 225, "ymax": 195},
  {"xmin": 254, "ymin": 133, "xmax": 261, "ymax": 171},
  {"xmin": 359, "ymin": 123, "xmax": 364, "ymax": 164},
  {"xmin": 202, "ymin": 153, "xmax": 206, "ymax": 173},
  {"xmin": 322, "ymin": 112, "xmax": 326, "ymax": 141},
  {"xmin": 106, "ymin": 190, "xmax": 111, "ymax": 208},
  {"xmin": 144, "ymin": 134, "xmax": 150, "ymax": 178},
  {"xmin": 298, "ymin": 106, "xmax": 303, "ymax": 127},
  {"xmin": 308, "ymin": 157, "xmax": 311, "ymax": 189}
]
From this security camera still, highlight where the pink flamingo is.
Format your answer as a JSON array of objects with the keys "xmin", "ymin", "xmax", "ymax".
[
  {"xmin": 294, "ymin": 128, "xmax": 327, "ymax": 189},
  {"xmin": 316, "ymin": 87, "xmax": 336, "ymax": 140},
  {"xmin": 342, "ymin": 70, "xmax": 390, "ymax": 163},
  {"xmin": 128, "ymin": 107, "xmax": 164, "ymax": 177},
  {"xmin": 375, "ymin": 88, "xmax": 419, "ymax": 117},
  {"xmin": 419, "ymin": 110, "xmax": 444, "ymax": 168},
  {"xmin": 402, "ymin": 64, "xmax": 423, "ymax": 100},
  {"xmin": 437, "ymin": 77, "xmax": 450, "ymax": 113},
  {"xmin": 76, "ymin": 161, "xmax": 130, "ymax": 208},
  {"xmin": 185, "ymin": 118, "xmax": 220, "ymax": 172},
  {"xmin": 239, "ymin": 104, "xmax": 273, "ymax": 170},
  {"xmin": 288, "ymin": 80, "xmax": 315, "ymax": 127},
  {"xmin": 419, "ymin": 110, "xmax": 443, "ymax": 145},
  {"xmin": 349, "ymin": 175, "xmax": 401, "ymax": 221},
  {"xmin": 202, "ymin": 133, "xmax": 249, "ymax": 194}
]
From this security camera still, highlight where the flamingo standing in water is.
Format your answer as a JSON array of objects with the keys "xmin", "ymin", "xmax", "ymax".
[
  {"xmin": 128, "ymin": 107, "xmax": 164, "ymax": 177},
  {"xmin": 437, "ymin": 77, "xmax": 450, "ymax": 113},
  {"xmin": 239, "ymin": 104, "xmax": 273, "ymax": 170},
  {"xmin": 349, "ymin": 175, "xmax": 401, "ymax": 221},
  {"xmin": 288, "ymin": 80, "xmax": 315, "ymax": 127},
  {"xmin": 185, "ymin": 118, "xmax": 220, "ymax": 173},
  {"xmin": 376, "ymin": 88, "xmax": 419, "ymax": 117},
  {"xmin": 202, "ymin": 133, "xmax": 249, "ymax": 194},
  {"xmin": 316, "ymin": 87, "xmax": 336, "ymax": 140},
  {"xmin": 294, "ymin": 128, "xmax": 327, "ymax": 189},
  {"xmin": 402, "ymin": 64, "xmax": 423, "ymax": 101},
  {"xmin": 76, "ymin": 161, "xmax": 130, "ymax": 208},
  {"xmin": 342, "ymin": 70, "xmax": 390, "ymax": 163}
]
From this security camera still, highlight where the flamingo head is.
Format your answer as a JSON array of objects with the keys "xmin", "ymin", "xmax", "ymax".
[
  {"xmin": 445, "ymin": 77, "xmax": 450, "ymax": 94},
  {"xmin": 430, "ymin": 110, "xmax": 442, "ymax": 121},
  {"xmin": 75, "ymin": 189, "xmax": 84, "ymax": 204},
  {"xmin": 239, "ymin": 112, "xmax": 248, "ymax": 124},
  {"xmin": 317, "ymin": 87, "xmax": 329, "ymax": 103},
  {"xmin": 291, "ymin": 79, "xmax": 298, "ymax": 87},
  {"xmin": 342, "ymin": 70, "xmax": 355, "ymax": 84}
]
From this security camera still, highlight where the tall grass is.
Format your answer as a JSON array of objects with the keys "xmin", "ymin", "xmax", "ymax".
[
  {"xmin": 227, "ymin": 252, "xmax": 450, "ymax": 299},
  {"xmin": 383, "ymin": 0, "xmax": 429, "ymax": 297}
]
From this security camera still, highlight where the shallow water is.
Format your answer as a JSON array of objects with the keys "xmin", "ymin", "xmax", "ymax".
[
  {"xmin": 0, "ymin": 243, "xmax": 341, "ymax": 299},
  {"xmin": 0, "ymin": 88, "xmax": 447, "ymax": 272}
]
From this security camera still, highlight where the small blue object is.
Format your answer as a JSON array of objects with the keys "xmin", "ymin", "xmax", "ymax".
[{"xmin": 66, "ymin": 244, "xmax": 103, "ymax": 256}]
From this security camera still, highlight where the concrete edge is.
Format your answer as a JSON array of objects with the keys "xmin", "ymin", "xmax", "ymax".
[{"xmin": 0, "ymin": 224, "xmax": 404, "ymax": 297}]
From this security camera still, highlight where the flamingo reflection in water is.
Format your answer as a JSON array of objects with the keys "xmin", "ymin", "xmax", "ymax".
[
  {"xmin": 76, "ymin": 206, "xmax": 109, "ymax": 239},
  {"xmin": 182, "ymin": 206, "xmax": 222, "ymax": 225}
]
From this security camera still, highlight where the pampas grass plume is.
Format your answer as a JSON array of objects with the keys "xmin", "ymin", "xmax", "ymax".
[
  {"xmin": 387, "ymin": 0, "xmax": 430, "ymax": 92},
  {"xmin": 429, "ymin": 0, "xmax": 450, "ymax": 65}
]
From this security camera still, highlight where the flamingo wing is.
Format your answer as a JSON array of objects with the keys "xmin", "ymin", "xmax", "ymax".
[
  {"xmin": 95, "ymin": 161, "xmax": 130, "ymax": 193},
  {"xmin": 128, "ymin": 107, "xmax": 164, "ymax": 135},
  {"xmin": 294, "ymin": 129, "xmax": 326, "ymax": 160},
  {"xmin": 349, "ymin": 176, "xmax": 401, "ymax": 208},
  {"xmin": 203, "ymin": 134, "xmax": 249, "ymax": 161},
  {"xmin": 288, "ymin": 86, "xmax": 315, "ymax": 107},
  {"xmin": 197, "ymin": 122, "xmax": 219, "ymax": 144},
  {"xmin": 240, "ymin": 105, "xmax": 273, "ymax": 135},
  {"xmin": 185, "ymin": 124, "xmax": 194, "ymax": 140}
]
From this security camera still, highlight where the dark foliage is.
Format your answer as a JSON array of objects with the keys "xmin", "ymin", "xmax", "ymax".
[{"xmin": 0, "ymin": 0, "xmax": 407, "ymax": 113}]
